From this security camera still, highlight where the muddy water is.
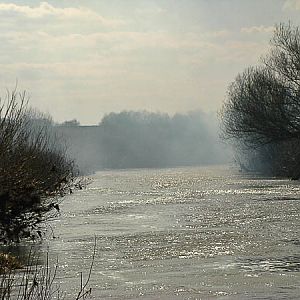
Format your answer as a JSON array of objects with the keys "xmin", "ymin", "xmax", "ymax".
[{"xmin": 46, "ymin": 165, "xmax": 300, "ymax": 299}]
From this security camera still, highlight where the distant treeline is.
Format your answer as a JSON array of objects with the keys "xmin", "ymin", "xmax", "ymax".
[{"xmin": 57, "ymin": 111, "xmax": 229, "ymax": 172}]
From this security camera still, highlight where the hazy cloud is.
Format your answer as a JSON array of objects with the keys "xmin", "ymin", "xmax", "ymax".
[
  {"xmin": 0, "ymin": 29, "xmax": 240, "ymax": 64},
  {"xmin": 0, "ymin": 2, "xmax": 124, "ymax": 26},
  {"xmin": 241, "ymin": 25, "xmax": 275, "ymax": 34},
  {"xmin": 135, "ymin": 4, "xmax": 165, "ymax": 15},
  {"xmin": 0, "ymin": 1, "xmax": 298, "ymax": 124},
  {"xmin": 283, "ymin": 0, "xmax": 300, "ymax": 10}
]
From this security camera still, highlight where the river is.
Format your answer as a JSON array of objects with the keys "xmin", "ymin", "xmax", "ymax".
[{"xmin": 40, "ymin": 165, "xmax": 300, "ymax": 299}]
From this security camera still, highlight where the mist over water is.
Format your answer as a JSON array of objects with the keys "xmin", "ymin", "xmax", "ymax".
[{"xmin": 57, "ymin": 110, "xmax": 230, "ymax": 173}]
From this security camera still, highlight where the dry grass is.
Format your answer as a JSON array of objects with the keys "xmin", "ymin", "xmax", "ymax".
[{"xmin": 0, "ymin": 238, "xmax": 96, "ymax": 300}]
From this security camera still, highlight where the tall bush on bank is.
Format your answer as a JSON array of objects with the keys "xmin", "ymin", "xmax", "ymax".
[
  {"xmin": 0, "ymin": 89, "xmax": 79, "ymax": 243},
  {"xmin": 221, "ymin": 23, "xmax": 300, "ymax": 178}
]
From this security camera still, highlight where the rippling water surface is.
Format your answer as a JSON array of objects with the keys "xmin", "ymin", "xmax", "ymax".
[{"xmin": 46, "ymin": 165, "xmax": 300, "ymax": 299}]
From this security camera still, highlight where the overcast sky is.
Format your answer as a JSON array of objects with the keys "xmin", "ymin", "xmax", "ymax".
[{"xmin": 0, "ymin": 0, "xmax": 299, "ymax": 124}]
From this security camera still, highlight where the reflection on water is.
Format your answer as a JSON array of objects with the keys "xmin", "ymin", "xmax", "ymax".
[
  {"xmin": 0, "ymin": 243, "xmax": 44, "ymax": 266},
  {"xmin": 237, "ymin": 255, "xmax": 300, "ymax": 272},
  {"xmin": 15, "ymin": 165, "xmax": 300, "ymax": 299}
]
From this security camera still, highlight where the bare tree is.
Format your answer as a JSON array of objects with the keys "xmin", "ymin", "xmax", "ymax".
[
  {"xmin": 221, "ymin": 23, "xmax": 300, "ymax": 178},
  {"xmin": 0, "ymin": 89, "xmax": 82, "ymax": 243},
  {"xmin": 221, "ymin": 66, "xmax": 293, "ymax": 146}
]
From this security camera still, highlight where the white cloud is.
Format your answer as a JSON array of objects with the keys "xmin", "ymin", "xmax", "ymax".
[
  {"xmin": 0, "ymin": 1, "xmax": 277, "ymax": 124},
  {"xmin": 241, "ymin": 25, "xmax": 275, "ymax": 34},
  {"xmin": 283, "ymin": 0, "xmax": 300, "ymax": 10},
  {"xmin": 0, "ymin": 2, "xmax": 124, "ymax": 26},
  {"xmin": 0, "ymin": 27, "xmax": 265, "ymax": 69},
  {"xmin": 0, "ymin": 30, "xmax": 216, "ymax": 58}
]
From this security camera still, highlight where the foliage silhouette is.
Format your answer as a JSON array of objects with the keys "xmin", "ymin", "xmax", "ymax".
[
  {"xmin": 0, "ymin": 89, "xmax": 81, "ymax": 243},
  {"xmin": 221, "ymin": 23, "xmax": 300, "ymax": 178}
]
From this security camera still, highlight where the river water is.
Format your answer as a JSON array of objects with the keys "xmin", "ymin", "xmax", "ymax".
[{"xmin": 44, "ymin": 165, "xmax": 300, "ymax": 299}]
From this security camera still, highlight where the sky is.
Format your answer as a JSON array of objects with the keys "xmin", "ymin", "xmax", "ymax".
[{"xmin": 0, "ymin": 0, "xmax": 299, "ymax": 124}]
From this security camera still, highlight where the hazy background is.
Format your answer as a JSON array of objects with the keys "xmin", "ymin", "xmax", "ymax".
[
  {"xmin": 0, "ymin": 0, "xmax": 299, "ymax": 124},
  {"xmin": 0, "ymin": 1, "xmax": 299, "ymax": 170},
  {"xmin": 57, "ymin": 110, "xmax": 229, "ymax": 172}
]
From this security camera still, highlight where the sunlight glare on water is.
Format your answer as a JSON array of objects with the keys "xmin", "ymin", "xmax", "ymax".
[{"xmin": 47, "ymin": 165, "xmax": 300, "ymax": 299}]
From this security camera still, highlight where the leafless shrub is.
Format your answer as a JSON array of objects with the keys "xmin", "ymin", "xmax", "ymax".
[{"xmin": 0, "ymin": 88, "xmax": 84, "ymax": 243}]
